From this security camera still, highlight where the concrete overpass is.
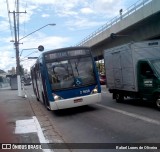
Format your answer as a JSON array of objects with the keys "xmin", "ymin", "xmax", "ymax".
[{"xmin": 77, "ymin": 0, "xmax": 160, "ymax": 60}]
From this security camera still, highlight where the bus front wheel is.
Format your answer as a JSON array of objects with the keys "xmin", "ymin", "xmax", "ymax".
[{"xmin": 42, "ymin": 93, "xmax": 51, "ymax": 111}]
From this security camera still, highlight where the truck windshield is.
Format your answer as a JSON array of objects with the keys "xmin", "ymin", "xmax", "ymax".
[
  {"xmin": 152, "ymin": 59, "xmax": 160, "ymax": 76},
  {"xmin": 46, "ymin": 56, "xmax": 96, "ymax": 90}
]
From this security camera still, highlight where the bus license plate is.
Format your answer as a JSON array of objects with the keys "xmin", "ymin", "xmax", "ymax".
[{"xmin": 74, "ymin": 98, "xmax": 83, "ymax": 103}]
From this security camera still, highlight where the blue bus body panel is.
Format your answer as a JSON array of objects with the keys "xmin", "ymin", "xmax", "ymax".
[
  {"xmin": 52, "ymin": 84, "xmax": 99, "ymax": 101},
  {"xmin": 42, "ymin": 59, "xmax": 54, "ymax": 101}
]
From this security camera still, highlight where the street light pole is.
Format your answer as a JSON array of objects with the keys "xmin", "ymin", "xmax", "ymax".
[
  {"xmin": 12, "ymin": 23, "xmax": 56, "ymax": 96},
  {"xmin": 20, "ymin": 48, "xmax": 37, "ymax": 56},
  {"xmin": 19, "ymin": 24, "xmax": 56, "ymax": 41}
]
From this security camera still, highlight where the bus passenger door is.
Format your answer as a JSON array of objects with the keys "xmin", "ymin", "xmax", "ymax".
[{"xmin": 34, "ymin": 68, "xmax": 40, "ymax": 100}]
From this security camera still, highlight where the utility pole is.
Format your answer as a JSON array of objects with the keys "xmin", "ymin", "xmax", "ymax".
[
  {"xmin": 10, "ymin": 9, "xmax": 26, "ymax": 96},
  {"xmin": 9, "ymin": 1, "xmax": 55, "ymax": 97},
  {"xmin": 13, "ymin": 11, "xmax": 20, "ymax": 76}
]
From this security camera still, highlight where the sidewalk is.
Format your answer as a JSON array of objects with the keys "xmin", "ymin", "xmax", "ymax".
[{"xmin": 0, "ymin": 86, "xmax": 70, "ymax": 152}]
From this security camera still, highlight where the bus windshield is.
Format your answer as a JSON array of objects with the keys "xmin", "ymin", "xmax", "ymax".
[{"xmin": 46, "ymin": 56, "xmax": 96, "ymax": 90}]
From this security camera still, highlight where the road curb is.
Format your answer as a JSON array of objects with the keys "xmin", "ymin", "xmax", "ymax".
[{"xmin": 25, "ymin": 88, "xmax": 71, "ymax": 152}]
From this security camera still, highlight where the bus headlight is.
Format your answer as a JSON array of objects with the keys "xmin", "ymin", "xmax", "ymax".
[
  {"xmin": 53, "ymin": 94, "xmax": 63, "ymax": 101},
  {"xmin": 91, "ymin": 86, "xmax": 98, "ymax": 94},
  {"xmin": 54, "ymin": 95, "xmax": 60, "ymax": 100}
]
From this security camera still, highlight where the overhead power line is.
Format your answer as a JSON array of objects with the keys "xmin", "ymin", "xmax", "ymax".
[{"xmin": 16, "ymin": 0, "xmax": 20, "ymax": 41}]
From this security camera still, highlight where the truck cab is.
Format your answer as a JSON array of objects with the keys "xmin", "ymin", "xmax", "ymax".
[{"xmin": 137, "ymin": 59, "xmax": 160, "ymax": 108}]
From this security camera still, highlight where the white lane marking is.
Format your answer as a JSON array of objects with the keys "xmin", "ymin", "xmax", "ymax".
[
  {"xmin": 15, "ymin": 119, "xmax": 37, "ymax": 133},
  {"xmin": 15, "ymin": 116, "xmax": 53, "ymax": 152},
  {"xmin": 96, "ymin": 104, "xmax": 160, "ymax": 125}
]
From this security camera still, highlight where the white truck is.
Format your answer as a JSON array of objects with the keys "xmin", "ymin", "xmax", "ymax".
[{"xmin": 104, "ymin": 39, "xmax": 160, "ymax": 109}]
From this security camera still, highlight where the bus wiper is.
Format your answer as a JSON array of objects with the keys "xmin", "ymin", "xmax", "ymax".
[{"xmin": 75, "ymin": 62, "xmax": 79, "ymax": 76}]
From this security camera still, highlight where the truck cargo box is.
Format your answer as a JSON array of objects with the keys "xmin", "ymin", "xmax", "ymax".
[{"xmin": 104, "ymin": 40, "xmax": 160, "ymax": 92}]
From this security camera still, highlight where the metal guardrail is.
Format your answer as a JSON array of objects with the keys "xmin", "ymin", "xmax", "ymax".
[{"xmin": 76, "ymin": 0, "xmax": 152, "ymax": 46}]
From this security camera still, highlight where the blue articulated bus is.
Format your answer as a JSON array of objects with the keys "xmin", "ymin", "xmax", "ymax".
[{"xmin": 31, "ymin": 47, "xmax": 101, "ymax": 110}]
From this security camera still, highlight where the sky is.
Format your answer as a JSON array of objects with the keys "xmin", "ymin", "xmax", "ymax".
[{"xmin": 0, "ymin": 0, "xmax": 139, "ymax": 72}]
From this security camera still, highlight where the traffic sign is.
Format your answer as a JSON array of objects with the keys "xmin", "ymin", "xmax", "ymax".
[{"xmin": 38, "ymin": 45, "xmax": 44, "ymax": 52}]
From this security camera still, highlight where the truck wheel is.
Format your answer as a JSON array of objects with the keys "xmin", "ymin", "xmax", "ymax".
[
  {"xmin": 155, "ymin": 98, "xmax": 160, "ymax": 109},
  {"xmin": 115, "ymin": 93, "xmax": 124, "ymax": 103}
]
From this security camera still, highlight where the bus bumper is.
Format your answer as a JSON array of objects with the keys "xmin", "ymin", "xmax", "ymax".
[{"xmin": 49, "ymin": 93, "xmax": 101, "ymax": 110}]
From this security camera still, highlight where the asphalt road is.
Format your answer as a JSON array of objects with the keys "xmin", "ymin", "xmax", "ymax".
[{"xmin": 26, "ymin": 85, "xmax": 160, "ymax": 152}]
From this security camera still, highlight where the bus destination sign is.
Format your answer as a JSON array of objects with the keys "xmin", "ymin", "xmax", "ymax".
[{"xmin": 45, "ymin": 49, "xmax": 90, "ymax": 60}]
